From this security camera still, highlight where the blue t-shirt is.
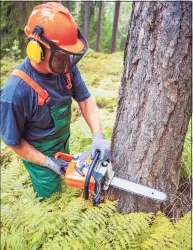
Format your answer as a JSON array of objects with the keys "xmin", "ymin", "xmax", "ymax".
[{"xmin": 0, "ymin": 57, "xmax": 91, "ymax": 146}]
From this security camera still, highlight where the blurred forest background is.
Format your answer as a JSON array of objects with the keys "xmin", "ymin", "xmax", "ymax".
[{"xmin": 0, "ymin": 1, "xmax": 132, "ymax": 57}]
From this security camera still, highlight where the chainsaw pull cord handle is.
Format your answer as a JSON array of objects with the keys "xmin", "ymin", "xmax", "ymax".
[{"xmin": 83, "ymin": 150, "xmax": 100, "ymax": 200}]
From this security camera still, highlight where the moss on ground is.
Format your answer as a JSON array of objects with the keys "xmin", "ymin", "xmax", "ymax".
[{"xmin": 78, "ymin": 49, "xmax": 123, "ymax": 88}]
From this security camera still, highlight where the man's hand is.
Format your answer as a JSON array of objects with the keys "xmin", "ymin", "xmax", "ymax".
[
  {"xmin": 92, "ymin": 133, "xmax": 110, "ymax": 161},
  {"xmin": 79, "ymin": 97, "xmax": 110, "ymax": 161},
  {"xmin": 43, "ymin": 156, "xmax": 68, "ymax": 175}
]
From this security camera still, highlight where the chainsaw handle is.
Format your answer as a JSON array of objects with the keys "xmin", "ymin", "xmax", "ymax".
[
  {"xmin": 92, "ymin": 172, "xmax": 103, "ymax": 205},
  {"xmin": 83, "ymin": 150, "xmax": 100, "ymax": 200},
  {"xmin": 55, "ymin": 152, "xmax": 73, "ymax": 162}
]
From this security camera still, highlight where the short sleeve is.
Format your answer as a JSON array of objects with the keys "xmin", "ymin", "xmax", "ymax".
[
  {"xmin": 0, "ymin": 101, "xmax": 26, "ymax": 146},
  {"xmin": 0, "ymin": 77, "xmax": 29, "ymax": 148},
  {"xmin": 71, "ymin": 66, "xmax": 91, "ymax": 102}
]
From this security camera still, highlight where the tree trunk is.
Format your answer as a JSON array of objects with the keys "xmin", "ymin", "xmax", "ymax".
[
  {"xmin": 83, "ymin": 2, "xmax": 90, "ymax": 42},
  {"xmin": 110, "ymin": 1, "xmax": 121, "ymax": 53},
  {"xmin": 111, "ymin": 2, "xmax": 192, "ymax": 213},
  {"xmin": 95, "ymin": 2, "xmax": 102, "ymax": 52}
]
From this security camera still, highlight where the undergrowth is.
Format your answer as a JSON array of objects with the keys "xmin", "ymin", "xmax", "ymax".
[
  {"xmin": 1, "ymin": 55, "xmax": 23, "ymax": 85},
  {"xmin": 1, "ymin": 51, "xmax": 192, "ymax": 250},
  {"xmin": 181, "ymin": 120, "xmax": 192, "ymax": 179},
  {"xmin": 1, "ymin": 148, "xmax": 191, "ymax": 250}
]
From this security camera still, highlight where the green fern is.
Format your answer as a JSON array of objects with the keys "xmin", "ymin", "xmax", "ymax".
[
  {"xmin": 1, "ymin": 147, "xmax": 191, "ymax": 250},
  {"xmin": 173, "ymin": 212, "xmax": 191, "ymax": 250},
  {"xmin": 140, "ymin": 211, "xmax": 179, "ymax": 250}
]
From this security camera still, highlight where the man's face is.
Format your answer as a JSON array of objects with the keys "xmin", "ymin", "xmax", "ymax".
[
  {"xmin": 51, "ymin": 51, "xmax": 71, "ymax": 74},
  {"xmin": 42, "ymin": 47, "xmax": 71, "ymax": 74},
  {"xmin": 42, "ymin": 47, "xmax": 53, "ymax": 74}
]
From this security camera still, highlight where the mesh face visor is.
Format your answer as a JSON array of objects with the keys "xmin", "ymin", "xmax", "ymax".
[{"xmin": 41, "ymin": 29, "xmax": 88, "ymax": 74}]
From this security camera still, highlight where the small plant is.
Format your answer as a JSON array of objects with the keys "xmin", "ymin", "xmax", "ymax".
[
  {"xmin": 181, "ymin": 120, "xmax": 192, "ymax": 179},
  {"xmin": 4, "ymin": 39, "xmax": 21, "ymax": 59}
]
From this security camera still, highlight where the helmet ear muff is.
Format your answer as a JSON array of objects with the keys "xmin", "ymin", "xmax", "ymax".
[{"xmin": 26, "ymin": 39, "xmax": 44, "ymax": 64}]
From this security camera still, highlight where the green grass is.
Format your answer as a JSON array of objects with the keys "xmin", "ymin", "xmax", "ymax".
[{"xmin": 181, "ymin": 120, "xmax": 192, "ymax": 179}]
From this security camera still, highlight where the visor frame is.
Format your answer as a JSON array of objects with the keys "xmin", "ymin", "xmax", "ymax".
[
  {"xmin": 39, "ymin": 29, "xmax": 88, "ymax": 74},
  {"xmin": 40, "ymin": 29, "xmax": 88, "ymax": 56}
]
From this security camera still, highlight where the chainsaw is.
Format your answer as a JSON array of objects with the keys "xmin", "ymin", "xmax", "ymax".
[{"xmin": 55, "ymin": 150, "xmax": 167, "ymax": 205}]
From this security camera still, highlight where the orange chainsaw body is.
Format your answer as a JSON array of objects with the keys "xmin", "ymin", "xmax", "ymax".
[
  {"xmin": 55, "ymin": 152, "xmax": 95, "ymax": 192},
  {"xmin": 65, "ymin": 162, "xmax": 95, "ymax": 192}
]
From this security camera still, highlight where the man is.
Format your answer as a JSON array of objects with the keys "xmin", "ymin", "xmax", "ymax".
[{"xmin": 0, "ymin": 2, "xmax": 110, "ymax": 198}]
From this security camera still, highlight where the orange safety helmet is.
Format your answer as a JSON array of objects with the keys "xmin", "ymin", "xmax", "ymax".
[
  {"xmin": 24, "ymin": 2, "xmax": 88, "ymax": 74},
  {"xmin": 25, "ymin": 2, "xmax": 84, "ymax": 53}
]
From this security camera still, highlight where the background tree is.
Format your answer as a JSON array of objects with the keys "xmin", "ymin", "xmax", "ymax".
[
  {"xmin": 61, "ymin": 1, "xmax": 71, "ymax": 13},
  {"xmin": 88, "ymin": 2, "xmax": 97, "ymax": 49},
  {"xmin": 111, "ymin": 2, "xmax": 192, "ymax": 213},
  {"xmin": 118, "ymin": 2, "xmax": 132, "ymax": 51},
  {"xmin": 0, "ymin": 1, "xmax": 42, "ymax": 57},
  {"xmin": 110, "ymin": 2, "xmax": 121, "ymax": 53},
  {"xmin": 95, "ymin": 1, "xmax": 102, "ymax": 52},
  {"xmin": 83, "ymin": 1, "xmax": 91, "ymax": 42},
  {"xmin": 0, "ymin": 2, "xmax": 132, "ymax": 56}
]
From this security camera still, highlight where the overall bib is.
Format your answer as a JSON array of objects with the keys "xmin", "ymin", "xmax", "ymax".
[{"xmin": 11, "ymin": 69, "xmax": 72, "ymax": 198}]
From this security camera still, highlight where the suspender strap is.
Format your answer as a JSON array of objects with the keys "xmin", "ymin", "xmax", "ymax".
[
  {"xmin": 11, "ymin": 69, "xmax": 50, "ymax": 106},
  {"xmin": 66, "ymin": 72, "xmax": 72, "ymax": 89}
]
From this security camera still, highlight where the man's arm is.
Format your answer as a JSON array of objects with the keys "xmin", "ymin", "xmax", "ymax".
[
  {"xmin": 78, "ymin": 96, "xmax": 103, "ymax": 134},
  {"xmin": 78, "ymin": 96, "xmax": 110, "ymax": 160},
  {"xmin": 9, "ymin": 138, "xmax": 68, "ymax": 175},
  {"xmin": 9, "ymin": 138, "xmax": 46, "ymax": 166}
]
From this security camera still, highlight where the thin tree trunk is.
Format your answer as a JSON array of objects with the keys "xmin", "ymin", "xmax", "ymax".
[
  {"xmin": 76, "ymin": 2, "xmax": 80, "ymax": 23},
  {"xmin": 83, "ymin": 2, "xmax": 90, "ymax": 42},
  {"xmin": 95, "ymin": 1, "xmax": 102, "ymax": 52},
  {"xmin": 120, "ymin": 2, "xmax": 130, "ymax": 50},
  {"xmin": 110, "ymin": 1, "xmax": 121, "ymax": 53},
  {"xmin": 62, "ymin": 1, "xmax": 72, "ymax": 13},
  {"xmin": 111, "ymin": 2, "xmax": 192, "ymax": 213},
  {"xmin": 21, "ymin": 2, "xmax": 28, "ymax": 53}
]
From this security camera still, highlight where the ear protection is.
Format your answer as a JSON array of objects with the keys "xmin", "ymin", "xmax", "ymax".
[{"xmin": 26, "ymin": 26, "xmax": 45, "ymax": 63}]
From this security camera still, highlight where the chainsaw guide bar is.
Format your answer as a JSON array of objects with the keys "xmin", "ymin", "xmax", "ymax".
[{"xmin": 55, "ymin": 151, "xmax": 167, "ymax": 205}]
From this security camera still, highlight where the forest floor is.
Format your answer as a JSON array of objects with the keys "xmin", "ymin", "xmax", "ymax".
[
  {"xmin": 1, "ymin": 50, "xmax": 191, "ymax": 218},
  {"xmin": 1, "ymin": 51, "xmax": 191, "ymax": 250}
]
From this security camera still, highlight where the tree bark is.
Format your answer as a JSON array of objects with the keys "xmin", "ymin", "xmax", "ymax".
[
  {"xmin": 83, "ymin": 2, "xmax": 90, "ymax": 42},
  {"xmin": 111, "ymin": 2, "xmax": 192, "ymax": 213},
  {"xmin": 95, "ymin": 1, "xmax": 102, "ymax": 52},
  {"xmin": 110, "ymin": 1, "xmax": 121, "ymax": 53}
]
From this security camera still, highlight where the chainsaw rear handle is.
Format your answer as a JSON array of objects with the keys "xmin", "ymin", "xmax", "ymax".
[
  {"xmin": 55, "ymin": 152, "xmax": 73, "ymax": 162},
  {"xmin": 83, "ymin": 150, "xmax": 100, "ymax": 200}
]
